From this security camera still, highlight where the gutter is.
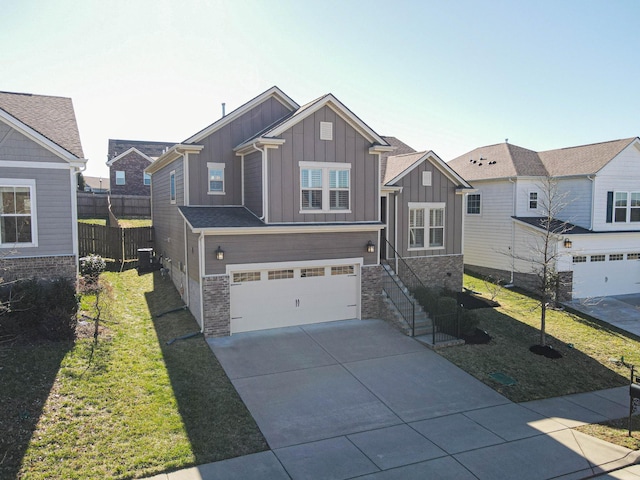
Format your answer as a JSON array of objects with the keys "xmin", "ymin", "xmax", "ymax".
[{"xmin": 588, "ymin": 175, "xmax": 595, "ymax": 231}]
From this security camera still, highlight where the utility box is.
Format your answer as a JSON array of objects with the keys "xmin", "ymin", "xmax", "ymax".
[{"xmin": 138, "ymin": 248, "xmax": 154, "ymax": 273}]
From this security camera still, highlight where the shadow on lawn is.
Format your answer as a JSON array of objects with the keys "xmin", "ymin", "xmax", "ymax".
[
  {"xmin": 143, "ymin": 271, "xmax": 268, "ymax": 467},
  {"xmin": 0, "ymin": 340, "xmax": 72, "ymax": 479},
  {"xmin": 440, "ymin": 306, "xmax": 631, "ymax": 403}
]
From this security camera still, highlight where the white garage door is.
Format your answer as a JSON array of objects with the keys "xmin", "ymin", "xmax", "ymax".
[
  {"xmin": 571, "ymin": 253, "xmax": 640, "ymax": 298},
  {"xmin": 229, "ymin": 261, "xmax": 360, "ymax": 334}
]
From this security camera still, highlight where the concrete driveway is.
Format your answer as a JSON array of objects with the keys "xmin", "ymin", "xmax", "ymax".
[
  {"xmin": 564, "ymin": 293, "xmax": 640, "ymax": 337},
  {"xmin": 205, "ymin": 319, "xmax": 638, "ymax": 480}
]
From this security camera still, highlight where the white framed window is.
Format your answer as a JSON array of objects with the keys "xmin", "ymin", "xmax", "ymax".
[
  {"xmin": 169, "ymin": 170, "xmax": 176, "ymax": 204},
  {"xmin": 528, "ymin": 191, "xmax": 538, "ymax": 210},
  {"xmin": 299, "ymin": 162, "xmax": 351, "ymax": 213},
  {"xmin": 408, "ymin": 202, "xmax": 445, "ymax": 250},
  {"xmin": 467, "ymin": 193, "xmax": 481, "ymax": 215},
  {"xmin": 631, "ymin": 193, "xmax": 640, "ymax": 222},
  {"xmin": 115, "ymin": 170, "xmax": 125, "ymax": 185},
  {"xmin": 0, "ymin": 180, "xmax": 37, "ymax": 247},
  {"xmin": 614, "ymin": 192, "xmax": 628, "ymax": 222},
  {"xmin": 207, "ymin": 162, "xmax": 225, "ymax": 194},
  {"xmin": 143, "ymin": 172, "xmax": 151, "ymax": 186}
]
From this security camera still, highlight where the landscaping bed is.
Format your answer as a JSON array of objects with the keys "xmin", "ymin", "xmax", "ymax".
[{"xmin": 0, "ymin": 269, "xmax": 267, "ymax": 480}]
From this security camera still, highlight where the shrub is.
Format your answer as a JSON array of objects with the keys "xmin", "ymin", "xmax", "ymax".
[
  {"xmin": 459, "ymin": 309, "xmax": 480, "ymax": 335},
  {"xmin": 79, "ymin": 254, "xmax": 106, "ymax": 281},
  {"xmin": 436, "ymin": 296, "xmax": 458, "ymax": 316},
  {"xmin": 0, "ymin": 277, "xmax": 78, "ymax": 341}
]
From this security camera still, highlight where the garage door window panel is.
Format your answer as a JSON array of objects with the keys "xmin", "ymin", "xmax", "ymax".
[
  {"xmin": 268, "ymin": 269, "xmax": 294, "ymax": 280},
  {"xmin": 233, "ymin": 272, "xmax": 261, "ymax": 283},
  {"xmin": 301, "ymin": 267, "xmax": 325, "ymax": 277},
  {"xmin": 591, "ymin": 255, "xmax": 605, "ymax": 262},
  {"xmin": 331, "ymin": 265, "xmax": 354, "ymax": 275}
]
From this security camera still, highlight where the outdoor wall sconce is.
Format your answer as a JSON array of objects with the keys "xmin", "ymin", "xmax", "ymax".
[
  {"xmin": 215, "ymin": 246, "xmax": 224, "ymax": 260},
  {"xmin": 563, "ymin": 238, "xmax": 572, "ymax": 248},
  {"xmin": 366, "ymin": 240, "xmax": 375, "ymax": 253}
]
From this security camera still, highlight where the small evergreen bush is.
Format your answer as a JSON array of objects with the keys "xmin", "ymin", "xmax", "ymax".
[{"xmin": 79, "ymin": 254, "xmax": 106, "ymax": 281}]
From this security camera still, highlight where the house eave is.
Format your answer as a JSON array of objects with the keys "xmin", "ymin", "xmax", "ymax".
[
  {"xmin": 146, "ymin": 144, "xmax": 204, "ymax": 174},
  {"xmin": 234, "ymin": 138, "xmax": 286, "ymax": 155},
  {"xmin": 191, "ymin": 223, "xmax": 384, "ymax": 235},
  {"xmin": 106, "ymin": 146, "xmax": 154, "ymax": 167}
]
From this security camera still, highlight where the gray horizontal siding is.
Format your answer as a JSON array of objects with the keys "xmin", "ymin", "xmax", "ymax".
[
  {"xmin": 204, "ymin": 231, "xmax": 377, "ymax": 275},
  {"xmin": 0, "ymin": 167, "xmax": 74, "ymax": 257},
  {"xmin": 0, "ymin": 124, "xmax": 70, "ymax": 164}
]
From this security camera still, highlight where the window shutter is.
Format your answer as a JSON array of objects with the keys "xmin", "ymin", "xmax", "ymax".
[{"xmin": 606, "ymin": 191, "xmax": 613, "ymax": 223}]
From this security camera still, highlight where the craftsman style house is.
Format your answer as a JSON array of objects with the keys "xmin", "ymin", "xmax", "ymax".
[
  {"xmin": 147, "ymin": 87, "xmax": 470, "ymax": 336},
  {"xmin": 0, "ymin": 91, "xmax": 86, "ymax": 281},
  {"xmin": 448, "ymin": 138, "xmax": 640, "ymax": 299}
]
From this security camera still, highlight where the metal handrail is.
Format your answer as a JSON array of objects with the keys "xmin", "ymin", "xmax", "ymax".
[
  {"xmin": 383, "ymin": 238, "xmax": 428, "ymax": 294},
  {"xmin": 380, "ymin": 264, "xmax": 415, "ymax": 336}
]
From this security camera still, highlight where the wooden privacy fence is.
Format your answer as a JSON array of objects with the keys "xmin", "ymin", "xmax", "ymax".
[
  {"xmin": 78, "ymin": 223, "xmax": 154, "ymax": 262},
  {"xmin": 77, "ymin": 193, "xmax": 151, "ymax": 218}
]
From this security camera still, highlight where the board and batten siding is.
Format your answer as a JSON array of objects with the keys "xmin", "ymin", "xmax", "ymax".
[
  {"xmin": 463, "ymin": 180, "xmax": 515, "ymax": 273},
  {"xmin": 243, "ymin": 151, "xmax": 262, "ymax": 217},
  {"xmin": 267, "ymin": 105, "xmax": 379, "ymax": 223},
  {"xmin": 394, "ymin": 159, "xmax": 463, "ymax": 257},
  {"xmin": 592, "ymin": 143, "xmax": 640, "ymax": 231},
  {"xmin": 187, "ymin": 97, "xmax": 293, "ymax": 206},
  {"xmin": 151, "ymin": 157, "xmax": 187, "ymax": 273},
  {"xmin": 203, "ymin": 231, "xmax": 377, "ymax": 275}
]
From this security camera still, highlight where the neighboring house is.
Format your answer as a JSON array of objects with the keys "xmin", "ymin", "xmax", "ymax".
[
  {"xmin": 0, "ymin": 91, "xmax": 87, "ymax": 282},
  {"xmin": 147, "ymin": 86, "xmax": 470, "ymax": 337},
  {"xmin": 83, "ymin": 175, "xmax": 109, "ymax": 193},
  {"xmin": 448, "ymin": 138, "xmax": 640, "ymax": 299},
  {"xmin": 107, "ymin": 139, "xmax": 174, "ymax": 195}
]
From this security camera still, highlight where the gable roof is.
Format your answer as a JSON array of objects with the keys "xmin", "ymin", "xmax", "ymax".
[
  {"xmin": 184, "ymin": 86, "xmax": 299, "ymax": 145},
  {"xmin": 0, "ymin": 90, "xmax": 85, "ymax": 159},
  {"xmin": 106, "ymin": 147, "xmax": 154, "ymax": 166},
  {"xmin": 236, "ymin": 93, "xmax": 391, "ymax": 151},
  {"xmin": 448, "ymin": 138, "xmax": 638, "ymax": 181},
  {"xmin": 384, "ymin": 150, "xmax": 472, "ymax": 188},
  {"xmin": 380, "ymin": 136, "xmax": 416, "ymax": 182},
  {"xmin": 108, "ymin": 139, "xmax": 175, "ymax": 161}
]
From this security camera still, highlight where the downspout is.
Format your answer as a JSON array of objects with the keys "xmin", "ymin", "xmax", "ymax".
[
  {"xmin": 240, "ymin": 154, "xmax": 245, "ymax": 206},
  {"xmin": 394, "ymin": 190, "xmax": 399, "ymax": 273},
  {"xmin": 252, "ymin": 143, "xmax": 267, "ymax": 221},
  {"xmin": 183, "ymin": 219, "xmax": 189, "ymax": 307},
  {"xmin": 588, "ymin": 175, "xmax": 595, "ymax": 230},
  {"xmin": 198, "ymin": 232, "xmax": 205, "ymax": 333},
  {"xmin": 71, "ymin": 161, "xmax": 87, "ymax": 277},
  {"xmin": 507, "ymin": 177, "xmax": 516, "ymax": 286}
]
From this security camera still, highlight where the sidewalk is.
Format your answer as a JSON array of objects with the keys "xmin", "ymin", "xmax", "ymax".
[
  {"xmin": 146, "ymin": 320, "xmax": 640, "ymax": 480},
  {"xmin": 147, "ymin": 386, "xmax": 640, "ymax": 479}
]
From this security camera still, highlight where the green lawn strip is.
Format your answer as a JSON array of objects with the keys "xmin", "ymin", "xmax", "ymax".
[
  {"xmin": 78, "ymin": 218, "xmax": 151, "ymax": 228},
  {"xmin": 438, "ymin": 275, "xmax": 640, "ymax": 403},
  {"xmin": 78, "ymin": 218, "xmax": 107, "ymax": 226},
  {"xmin": 6, "ymin": 270, "xmax": 266, "ymax": 480},
  {"xmin": 575, "ymin": 416, "xmax": 640, "ymax": 450}
]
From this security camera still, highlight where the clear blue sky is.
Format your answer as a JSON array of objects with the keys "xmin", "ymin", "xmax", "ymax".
[{"xmin": 1, "ymin": 0, "xmax": 638, "ymax": 177}]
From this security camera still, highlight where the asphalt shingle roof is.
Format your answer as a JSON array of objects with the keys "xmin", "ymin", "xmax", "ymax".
[
  {"xmin": 379, "ymin": 136, "xmax": 417, "ymax": 183},
  {"xmin": 513, "ymin": 216, "xmax": 592, "ymax": 235},
  {"xmin": 0, "ymin": 90, "xmax": 84, "ymax": 158},
  {"xmin": 179, "ymin": 206, "xmax": 265, "ymax": 228},
  {"xmin": 448, "ymin": 138, "xmax": 637, "ymax": 181}
]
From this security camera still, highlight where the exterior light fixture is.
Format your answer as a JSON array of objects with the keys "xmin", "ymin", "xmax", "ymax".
[
  {"xmin": 563, "ymin": 238, "xmax": 572, "ymax": 248},
  {"xmin": 366, "ymin": 240, "xmax": 375, "ymax": 253},
  {"xmin": 215, "ymin": 246, "xmax": 224, "ymax": 260}
]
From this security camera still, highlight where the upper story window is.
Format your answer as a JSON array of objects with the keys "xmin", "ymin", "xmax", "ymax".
[
  {"xmin": 0, "ymin": 181, "xmax": 36, "ymax": 247},
  {"xmin": 467, "ymin": 193, "xmax": 481, "ymax": 215},
  {"xmin": 609, "ymin": 191, "xmax": 640, "ymax": 223},
  {"xmin": 409, "ymin": 202, "xmax": 445, "ymax": 250},
  {"xmin": 299, "ymin": 162, "xmax": 351, "ymax": 213},
  {"xmin": 529, "ymin": 191, "xmax": 538, "ymax": 210},
  {"xmin": 169, "ymin": 170, "xmax": 176, "ymax": 204},
  {"xmin": 143, "ymin": 172, "xmax": 151, "ymax": 186},
  {"xmin": 116, "ymin": 170, "xmax": 126, "ymax": 185},
  {"xmin": 207, "ymin": 162, "xmax": 225, "ymax": 194}
]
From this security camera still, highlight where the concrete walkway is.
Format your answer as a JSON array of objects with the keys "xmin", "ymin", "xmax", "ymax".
[{"xmin": 149, "ymin": 319, "xmax": 639, "ymax": 480}]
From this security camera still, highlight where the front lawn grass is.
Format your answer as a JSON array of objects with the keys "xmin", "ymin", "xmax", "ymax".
[
  {"xmin": 78, "ymin": 218, "xmax": 151, "ymax": 228},
  {"xmin": 0, "ymin": 269, "xmax": 267, "ymax": 480},
  {"xmin": 438, "ymin": 274, "xmax": 640, "ymax": 403}
]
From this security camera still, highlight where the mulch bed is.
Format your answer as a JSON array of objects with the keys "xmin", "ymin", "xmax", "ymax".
[{"xmin": 529, "ymin": 344, "xmax": 563, "ymax": 359}]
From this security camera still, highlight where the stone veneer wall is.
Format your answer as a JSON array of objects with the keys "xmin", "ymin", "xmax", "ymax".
[
  {"xmin": 0, "ymin": 255, "xmax": 76, "ymax": 283},
  {"xmin": 400, "ymin": 254, "xmax": 464, "ymax": 292},
  {"xmin": 361, "ymin": 264, "xmax": 382, "ymax": 319},
  {"xmin": 202, "ymin": 275, "xmax": 230, "ymax": 337}
]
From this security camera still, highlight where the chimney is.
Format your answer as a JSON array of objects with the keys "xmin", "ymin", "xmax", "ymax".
[{"xmin": 222, "ymin": 102, "xmax": 226, "ymax": 117}]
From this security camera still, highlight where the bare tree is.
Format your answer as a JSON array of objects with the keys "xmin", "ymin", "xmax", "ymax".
[{"xmin": 513, "ymin": 176, "xmax": 574, "ymax": 347}]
